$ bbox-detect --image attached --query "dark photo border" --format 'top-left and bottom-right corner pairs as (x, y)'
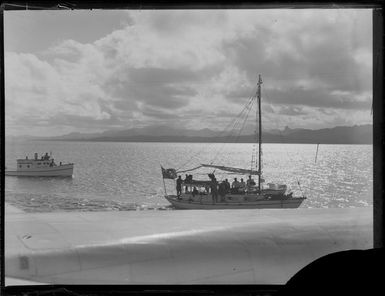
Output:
(1, 1), (384, 295)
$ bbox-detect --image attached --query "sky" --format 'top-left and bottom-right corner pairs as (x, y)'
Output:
(5, 9), (373, 137)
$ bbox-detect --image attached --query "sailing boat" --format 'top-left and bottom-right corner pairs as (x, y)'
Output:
(162, 75), (306, 209)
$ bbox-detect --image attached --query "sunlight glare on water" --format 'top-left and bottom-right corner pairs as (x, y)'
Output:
(5, 141), (372, 212)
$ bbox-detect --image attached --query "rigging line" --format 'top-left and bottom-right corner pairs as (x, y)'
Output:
(250, 144), (257, 172)
(209, 110), (251, 165)
(223, 97), (254, 139)
(211, 84), (257, 164)
(210, 97), (254, 164)
(176, 82), (258, 171)
(234, 97), (255, 143)
(218, 84), (258, 141)
(205, 95), (255, 165)
(232, 98), (257, 172)
(209, 97), (255, 166)
(176, 99), (251, 170)
(195, 96), (254, 167)
(250, 98), (259, 173)
(175, 95), (255, 171)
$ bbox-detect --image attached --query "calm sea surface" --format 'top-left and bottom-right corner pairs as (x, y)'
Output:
(5, 141), (373, 212)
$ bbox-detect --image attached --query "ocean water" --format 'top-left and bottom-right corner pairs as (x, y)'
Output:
(5, 141), (372, 212)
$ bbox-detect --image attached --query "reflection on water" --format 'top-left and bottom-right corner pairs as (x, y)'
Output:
(5, 141), (372, 212)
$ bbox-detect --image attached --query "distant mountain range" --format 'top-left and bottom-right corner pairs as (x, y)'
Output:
(34, 124), (373, 144)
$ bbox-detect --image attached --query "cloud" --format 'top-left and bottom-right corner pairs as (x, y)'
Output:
(264, 87), (371, 110)
(276, 106), (307, 116)
(5, 51), (115, 134)
(5, 9), (372, 136)
(221, 9), (372, 105)
(104, 67), (200, 110)
(139, 105), (182, 120)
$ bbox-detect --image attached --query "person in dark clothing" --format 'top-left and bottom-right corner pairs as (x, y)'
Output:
(184, 174), (193, 183)
(192, 186), (199, 197)
(176, 176), (182, 198)
(225, 179), (231, 193)
(218, 181), (227, 202)
(210, 178), (218, 203)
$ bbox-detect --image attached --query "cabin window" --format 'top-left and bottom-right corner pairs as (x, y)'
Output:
(19, 165), (22, 168)
(27, 165), (30, 168)
(38, 163), (41, 165)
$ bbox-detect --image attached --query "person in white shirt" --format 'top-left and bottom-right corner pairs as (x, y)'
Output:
(247, 175), (256, 191)
(239, 178), (246, 192)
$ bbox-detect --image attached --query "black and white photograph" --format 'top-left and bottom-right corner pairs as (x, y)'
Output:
(2, 4), (377, 291)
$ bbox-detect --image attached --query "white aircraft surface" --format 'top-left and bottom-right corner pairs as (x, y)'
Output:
(5, 203), (372, 285)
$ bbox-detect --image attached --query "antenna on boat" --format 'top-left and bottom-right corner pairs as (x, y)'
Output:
(257, 74), (263, 193)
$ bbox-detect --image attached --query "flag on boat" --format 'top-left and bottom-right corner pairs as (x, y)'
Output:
(161, 166), (177, 179)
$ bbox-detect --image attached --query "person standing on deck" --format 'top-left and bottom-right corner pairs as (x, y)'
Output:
(211, 177), (218, 203)
(232, 178), (241, 193)
(192, 186), (199, 197)
(247, 175), (256, 192)
(240, 178), (246, 192)
(218, 181), (227, 202)
(225, 179), (231, 193)
(176, 176), (182, 198)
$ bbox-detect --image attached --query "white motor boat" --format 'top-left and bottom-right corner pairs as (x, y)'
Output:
(5, 152), (74, 177)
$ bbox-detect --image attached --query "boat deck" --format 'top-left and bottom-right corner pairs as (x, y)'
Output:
(165, 194), (306, 209)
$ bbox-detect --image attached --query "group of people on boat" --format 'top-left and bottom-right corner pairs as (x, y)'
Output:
(230, 176), (257, 193)
(176, 173), (259, 202)
(23, 153), (64, 167)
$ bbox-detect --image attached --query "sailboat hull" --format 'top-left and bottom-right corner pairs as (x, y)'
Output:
(165, 195), (306, 209)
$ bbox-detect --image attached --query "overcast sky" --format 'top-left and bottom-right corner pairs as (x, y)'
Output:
(5, 9), (372, 137)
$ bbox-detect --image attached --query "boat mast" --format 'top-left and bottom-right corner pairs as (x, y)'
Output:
(257, 74), (262, 192)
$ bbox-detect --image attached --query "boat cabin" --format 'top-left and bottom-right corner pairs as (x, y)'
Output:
(16, 153), (57, 171)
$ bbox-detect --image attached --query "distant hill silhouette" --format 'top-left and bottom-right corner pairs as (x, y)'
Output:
(37, 124), (372, 144)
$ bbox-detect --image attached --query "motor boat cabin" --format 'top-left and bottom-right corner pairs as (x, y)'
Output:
(5, 152), (74, 177)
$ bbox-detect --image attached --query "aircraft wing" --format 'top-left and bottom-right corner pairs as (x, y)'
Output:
(5, 203), (372, 285)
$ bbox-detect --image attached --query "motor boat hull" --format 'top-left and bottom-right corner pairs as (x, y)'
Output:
(5, 164), (74, 177)
(165, 194), (306, 209)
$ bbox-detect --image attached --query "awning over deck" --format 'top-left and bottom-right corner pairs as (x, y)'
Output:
(200, 164), (260, 175)
(175, 164), (260, 176)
